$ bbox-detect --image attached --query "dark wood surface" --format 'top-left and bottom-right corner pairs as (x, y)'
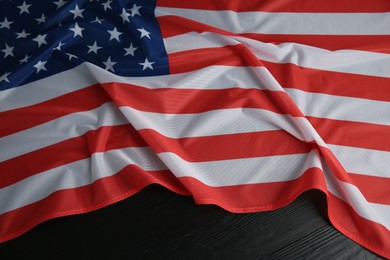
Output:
(0, 185), (383, 259)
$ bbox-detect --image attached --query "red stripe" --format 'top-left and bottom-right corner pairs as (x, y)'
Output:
(103, 82), (302, 116)
(262, 61), (390, 102)
(158, 15), (232, 38)
(308, 117), (390, 152)
(0, 165), (188, 243)
(158, 16), (390, 53)
(0, 85), (111, 138)
(157, 0), (390, 13)
(139, 129), (312, 162)
(168, 45), (260, 74)
(0, 125), (147, 188)
(328, 193), (390, 259)
(349, 173), (390, 205)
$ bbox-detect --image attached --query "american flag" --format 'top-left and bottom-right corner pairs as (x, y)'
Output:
(1, 0), (390, 257)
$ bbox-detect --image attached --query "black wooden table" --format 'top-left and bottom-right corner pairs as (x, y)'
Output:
(0, 185), (383, 259)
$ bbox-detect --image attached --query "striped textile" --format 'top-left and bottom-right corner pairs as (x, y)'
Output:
(1, 0), (390, 257)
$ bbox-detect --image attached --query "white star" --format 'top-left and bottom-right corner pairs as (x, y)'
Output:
(139, 58), (155, 71)
(36, 13), (47, 25)
(70, 4), (84, 19)
(32, 34), (47, 47)
(87, 41), (102, 54)
(33, 60), (47, 73)
(15, 29), (30, 39)
(137, 27), (151, 39)
(129, 3), (141, 17)
(1, 43), (14, 58)
(0, 72), (11, 83)
(124, 43), (137, 56)
(91, 17), (103, 24)
(53, 41), (66, 51)
(69, 22), (84, 37)
(0, 17), (13, 29)
(17, 1), (31, 14)
(19, 54), (31, 64)
(101, 0), (112, 11)
(120, 8), (130, 23)
(102, 57), (116, 72)
(54, 0), (67, 9)
(66, 53), (78, 61)
(107, 27), (122, 42)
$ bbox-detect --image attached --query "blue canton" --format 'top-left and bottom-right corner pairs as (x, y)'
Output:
(0, 0), (169, 91)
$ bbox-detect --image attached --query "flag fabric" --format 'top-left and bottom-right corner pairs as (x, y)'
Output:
(1, 0), (390, 257)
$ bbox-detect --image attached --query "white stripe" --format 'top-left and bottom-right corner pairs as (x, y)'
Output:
(0, 63), (98, 113)
(164, 32), (390, 78)
(0, 102), (127, 162)
(244, 38), (390, 78)
(159, 150), (321, 186)
(121, 106), (279, 137)
(119, 106), (326, 147)
(322, 160), (390, 230)
(285, 88), (390, 126)
(163, 32), (237, 54)
(87, 62), (279, 91)
(0, 64), (280, 112)
(0, 147), (167, 215)
(163, 31), (240, 55)
(156, 7), (390, 35)
(329, 144), (390, 178)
